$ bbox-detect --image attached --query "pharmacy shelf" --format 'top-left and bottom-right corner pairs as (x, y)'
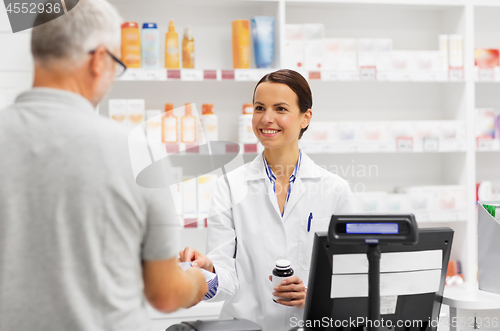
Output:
(116, 68), (464, 83)
(159, 141), (467, 156)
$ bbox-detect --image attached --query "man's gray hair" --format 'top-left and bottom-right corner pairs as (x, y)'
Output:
(31, 0), (122, 66)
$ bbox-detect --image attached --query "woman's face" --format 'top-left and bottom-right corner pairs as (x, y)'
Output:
(252, 82), (311, 150)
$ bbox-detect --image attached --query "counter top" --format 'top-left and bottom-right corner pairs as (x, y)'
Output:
(443, 284), (500, 310)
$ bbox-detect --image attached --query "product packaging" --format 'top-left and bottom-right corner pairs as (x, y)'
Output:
(145, 110), (162, 143)
(162, 103), (178, 144)
(476, 108), (495, 139)
(251, 16), (275, 69)
(386, 193), (411, 213)
(449, 35), (463, 68)
(121, 22), (141, 68)
(141, 23), (160, 69)
(414, 121), (440, 152)
(374, 39), (392, 71)
(323, 39), (341, 70)
(475, 49), (500, 68)
(169, 167), (183, 225)
(338, 121), (362, 142)
(197, 175), (218, 224)
(440, 121), (466, 151)
(391, 51), (416, 71)
(357, 39), (376, 68)
(339, 39), (358, 70)
(145, 110), (164, 158)
(108, 99), (127, 126)
(165, 20), (180, 69)
(199, 104), (218, 143)
(182, 26), (195, 69)
(303, 24), (324, 69)
(182, 176), (197, 222)
(181, 103), (197, 143)
(239, 103), (257, 144)
(439, 35), (449, 71)
(232, 20), (251, 69)
(354, 192), (388, 213)
(127, 99), (145, 129)
(283, 24), (304, 70)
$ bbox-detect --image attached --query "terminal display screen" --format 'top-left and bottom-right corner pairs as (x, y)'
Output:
(345, 223), (399, 234)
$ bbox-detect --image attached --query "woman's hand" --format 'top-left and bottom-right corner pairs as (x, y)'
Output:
(179, 247), (215, 273)
(269, 275), (307, 309)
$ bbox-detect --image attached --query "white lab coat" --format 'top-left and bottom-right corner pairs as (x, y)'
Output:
(206, 152), (355, 331)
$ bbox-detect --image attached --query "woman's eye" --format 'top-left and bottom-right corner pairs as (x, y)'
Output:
(277, 107), (287, 112)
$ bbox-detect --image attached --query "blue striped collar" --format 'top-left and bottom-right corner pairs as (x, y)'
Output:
(262, 150), (302, 184)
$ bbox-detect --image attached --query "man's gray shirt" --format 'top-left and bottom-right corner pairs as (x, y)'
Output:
(0, 88), (179, 331)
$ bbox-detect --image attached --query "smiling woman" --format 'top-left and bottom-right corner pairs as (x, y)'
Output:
(179, 69), (356, 331)
(253, 69), (312, 141)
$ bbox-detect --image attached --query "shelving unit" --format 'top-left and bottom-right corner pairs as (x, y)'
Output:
(103, 0), (477, 289)
(5, 1), (500, 322)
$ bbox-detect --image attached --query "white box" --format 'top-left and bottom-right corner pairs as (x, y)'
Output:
(440, 121), (466, 151)
(169, 167), (183, 226)
(476, 108), (495, 139)
(182, 177), (198, 220)
(308, 121), (334, 142)
(339, 39), (358, 70)
(449, 35), (463, 68)
(324, 39), (341, 70)
(198, 175), (218, 222)
(108, 99), (128, 127)
(357, 39), (376, 67)
(391, 51), (416, 71)
(338, 121), (362, 142)
(439, 35), (449, 70)
(283, 40), (304, 70)
(414, 121), (440, 152)
(145, 110), (162, 143)
(401, 186), (440, 212)
(354, 191), (388, 213)
(438, 186), (466, 211)
(415, 51), (443, 71)
(127, 99), (146, 130)
(304, 40), (324, 69)
(386, 194), (411, 213)
(303, 24), (324, 41)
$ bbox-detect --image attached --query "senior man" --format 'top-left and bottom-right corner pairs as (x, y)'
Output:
(0, 0), (207, 330)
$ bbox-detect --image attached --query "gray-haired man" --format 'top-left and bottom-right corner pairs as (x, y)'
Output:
(0, 0), (207, 330)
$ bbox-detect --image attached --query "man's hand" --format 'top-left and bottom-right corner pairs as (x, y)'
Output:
(269, 275), (307, 309)
(179, 247), (215, 273)
(184, 267), (208, 307)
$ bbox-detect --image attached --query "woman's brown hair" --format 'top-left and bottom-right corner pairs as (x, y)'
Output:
(253, 69), (312, 139)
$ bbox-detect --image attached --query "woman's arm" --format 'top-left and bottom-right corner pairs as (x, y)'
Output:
(204, 178), (239, 302)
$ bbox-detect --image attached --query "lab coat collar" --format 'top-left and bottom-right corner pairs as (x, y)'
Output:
(246, 151), (323, 182)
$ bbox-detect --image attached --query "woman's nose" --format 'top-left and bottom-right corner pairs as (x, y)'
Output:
(262, 109), (274, 123)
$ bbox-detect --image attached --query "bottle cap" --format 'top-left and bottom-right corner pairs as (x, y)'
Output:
(202, 104), (214, 115)
(121, 22), (139, 29)
(168, 20), (176, 32)
(242, 103), (254, 114)
(143, 23), (158, 29)
(165, 103), (174, 113)
(184, 26), (193, 39)
(185, 103), (192, 116)
(275, 260), (291, 269)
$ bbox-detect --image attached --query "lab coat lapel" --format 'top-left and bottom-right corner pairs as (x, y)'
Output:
(266, 181), (282, 219)
(282, 177), (306, 222)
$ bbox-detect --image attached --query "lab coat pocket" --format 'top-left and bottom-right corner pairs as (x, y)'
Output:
(298, 217), (331, 270)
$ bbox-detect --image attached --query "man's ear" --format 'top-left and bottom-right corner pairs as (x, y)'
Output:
(301, 109), (312, 129)
(89, 46), (108, 77)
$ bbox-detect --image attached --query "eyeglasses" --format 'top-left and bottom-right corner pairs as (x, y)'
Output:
(89, 48), (127, 77)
